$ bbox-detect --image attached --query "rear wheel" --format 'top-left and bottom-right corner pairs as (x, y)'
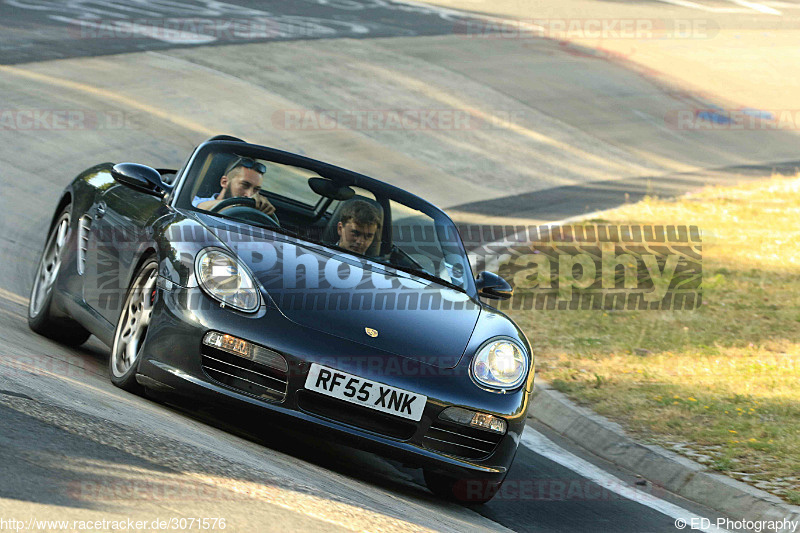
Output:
(109, 259), (158, 392)
(423, 469), (505, 505)
(28, 206), (91, 346)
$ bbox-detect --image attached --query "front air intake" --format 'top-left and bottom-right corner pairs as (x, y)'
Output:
(200, 344), (288, 402)
(77, 216), (92, 275)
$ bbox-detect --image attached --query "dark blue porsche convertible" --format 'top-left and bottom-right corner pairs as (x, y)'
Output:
(28, 135), (533, 503)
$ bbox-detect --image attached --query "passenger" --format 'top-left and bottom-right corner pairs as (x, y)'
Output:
(193, 156), (275, 215)
(336, 200), (381, 255)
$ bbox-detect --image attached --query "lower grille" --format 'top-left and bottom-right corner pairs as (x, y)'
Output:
(297, 390), (417, 440)
(200, 345), (287, 402)
(423, 420), (503, 460)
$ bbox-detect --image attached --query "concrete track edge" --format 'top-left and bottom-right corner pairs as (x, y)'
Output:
(526, 380), (800, 529)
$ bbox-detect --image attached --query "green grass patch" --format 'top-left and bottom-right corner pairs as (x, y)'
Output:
(508, 176), (800, 501)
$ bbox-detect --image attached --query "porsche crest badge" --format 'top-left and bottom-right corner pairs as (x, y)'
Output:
(365, 327), (378, 338)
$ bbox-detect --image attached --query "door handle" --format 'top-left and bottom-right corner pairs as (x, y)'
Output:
(96, 201), (106, 219)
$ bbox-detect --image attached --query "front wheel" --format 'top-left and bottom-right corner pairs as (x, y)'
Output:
(423, 469), (505, 505)
(28, 205), (91, 346)
(109, 259), (158, 392)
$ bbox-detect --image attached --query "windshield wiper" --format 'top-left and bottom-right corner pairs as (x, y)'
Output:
(257, 223), (302, 240)
(379, 261), (468, 294)
(303, 240), (469, 294)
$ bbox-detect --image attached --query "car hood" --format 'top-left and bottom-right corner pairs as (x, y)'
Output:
(193, 213), (481, 369)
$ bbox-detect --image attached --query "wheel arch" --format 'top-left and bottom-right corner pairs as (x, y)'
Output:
(109, 249), (159, 393)
(128, 248), (159, 288)
(109, 248), (159, 331)
(49, 192), (73, 230)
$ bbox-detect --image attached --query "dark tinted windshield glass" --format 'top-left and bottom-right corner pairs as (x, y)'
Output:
(175, 143), (473, 291)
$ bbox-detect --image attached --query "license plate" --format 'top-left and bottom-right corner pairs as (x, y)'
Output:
(304, 364), (427, 422)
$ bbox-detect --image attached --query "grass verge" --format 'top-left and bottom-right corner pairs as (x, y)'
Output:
(506, 176), (800, 503)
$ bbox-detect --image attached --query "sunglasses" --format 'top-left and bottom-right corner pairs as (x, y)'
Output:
(226, 156), (266, 175)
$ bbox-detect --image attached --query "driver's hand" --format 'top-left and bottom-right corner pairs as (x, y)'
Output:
(251, 193), (276, 215)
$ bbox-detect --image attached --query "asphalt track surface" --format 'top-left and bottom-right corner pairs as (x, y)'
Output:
(0, 0), (476, 64)
(1, 0), (797, 531)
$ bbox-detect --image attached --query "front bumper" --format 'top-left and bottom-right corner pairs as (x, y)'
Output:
(137, 283), (530, 482)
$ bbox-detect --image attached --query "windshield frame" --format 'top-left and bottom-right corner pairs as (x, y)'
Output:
(171, 139), (478, 296)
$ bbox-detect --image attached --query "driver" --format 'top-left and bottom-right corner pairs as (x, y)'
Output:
(193, 156), (275, 215)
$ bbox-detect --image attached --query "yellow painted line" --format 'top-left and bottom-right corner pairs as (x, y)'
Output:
(361, 63), (650, 174)
(0, 287), (28, 306)
(0, 65), (215, 136)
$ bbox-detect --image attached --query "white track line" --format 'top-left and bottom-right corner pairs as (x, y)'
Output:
(763, 1), (800, 8)
(654, 0), (751, 12)
(521, 429), (732, 533)
(727, 0), (783, 13)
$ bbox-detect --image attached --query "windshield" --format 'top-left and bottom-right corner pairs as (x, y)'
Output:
(174, 143), (474, 293)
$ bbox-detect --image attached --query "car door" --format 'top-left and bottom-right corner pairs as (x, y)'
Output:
(84, 182), (164, 326)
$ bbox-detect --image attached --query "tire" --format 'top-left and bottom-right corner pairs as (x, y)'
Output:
(423, 469), (505, 505)
(109, 259), (158, 392)
(28, 206), (91, 346)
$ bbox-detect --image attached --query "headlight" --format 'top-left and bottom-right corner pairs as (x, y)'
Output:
(471, 338), (528, 391)
(196, 248), (260, 312)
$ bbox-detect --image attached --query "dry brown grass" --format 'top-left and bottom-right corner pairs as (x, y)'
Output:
(507, 176), (800, 502)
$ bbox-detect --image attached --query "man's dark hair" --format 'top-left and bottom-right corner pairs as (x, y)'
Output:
(224, 156), (266, 177)
(339, 200), (381, 228)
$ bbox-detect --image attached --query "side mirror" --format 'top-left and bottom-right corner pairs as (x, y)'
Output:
(475, 271), (513, 300)
(111, 163), (169, 196)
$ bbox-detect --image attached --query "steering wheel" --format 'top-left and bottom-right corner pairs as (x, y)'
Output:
(210, 196), (280, 228)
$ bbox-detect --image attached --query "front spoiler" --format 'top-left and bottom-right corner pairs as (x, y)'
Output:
(138, 359), (508, 481)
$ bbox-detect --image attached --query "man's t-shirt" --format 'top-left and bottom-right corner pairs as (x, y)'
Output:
(192, 194), (218, 208)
